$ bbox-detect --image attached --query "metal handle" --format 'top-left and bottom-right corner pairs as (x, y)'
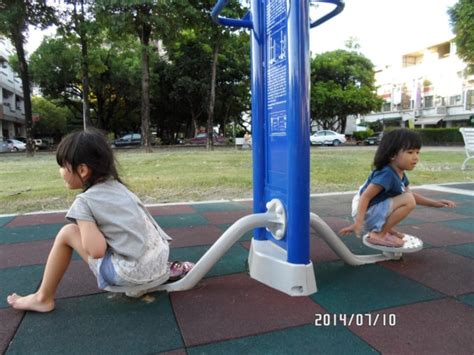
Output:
(211, 0), (252, 29)
(310, 0), (345, 28)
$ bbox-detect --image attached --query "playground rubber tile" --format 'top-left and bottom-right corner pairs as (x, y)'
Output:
(164, 225), (223, 248)
(442, 219), (474, 234)
(187, 324), (377, 355)
(408, 207), (469, 222)
(6, 212), (67, 227)
(169, 244), (249, 278)
(381, 249), (474, 296)
(458, 293), (474, 307)
(349, 298), (474, 355)
(171, 273), (325, 347)
(451, 204), (474, 217)
(147, 204), (196, 216)
(441, 182), (474, 191)
(309, 236), (340, 263)
(397, 222), (474, 246)
(310, 261), (442, 314)
(202, 209), (251, 225)
(0, 265), (43, 309)
(0, 307), (24, 354)
(0, 239), (53, 269)
(55, 260), (102, 299)
(7, 292), (183, 354)
(0, 216), (14, 227)
(191, 201), (249, 213)
(153, 214), (209, 229)
(0, 223), (64, 245)
(159, 349), (187, 355)
(318, 216), (351, 233)
(447, 243), (474, 259)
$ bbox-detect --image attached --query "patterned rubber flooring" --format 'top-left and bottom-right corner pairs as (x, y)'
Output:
(1, 186), (473, 354)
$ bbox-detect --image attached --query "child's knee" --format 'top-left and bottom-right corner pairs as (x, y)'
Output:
(404, 192), (416, 210)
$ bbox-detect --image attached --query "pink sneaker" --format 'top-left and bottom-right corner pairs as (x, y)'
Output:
(168, 261), (195, 281)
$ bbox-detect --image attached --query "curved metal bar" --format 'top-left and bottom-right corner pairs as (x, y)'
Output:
(310, 0), (345, 28)
(211, 0), (253, 29)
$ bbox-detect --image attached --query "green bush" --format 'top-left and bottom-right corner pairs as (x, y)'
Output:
(413, 128), (464, 145)
(353, 128), (374, 141)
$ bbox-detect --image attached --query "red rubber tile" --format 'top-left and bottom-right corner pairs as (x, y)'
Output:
(147, 205), (196, 216)
(0, 307), (24, 354)
(6, 213), (67, 227)
(0, 239), (53, 269)
(382, 249), (474, 296)
(349, 299), (474, 355)
(55, 260), (103, 299)
(397, 223), (474, 246)
(202, 210), (251, 225)
(171, 273), (325, 347)
(164, 225), (224, 248)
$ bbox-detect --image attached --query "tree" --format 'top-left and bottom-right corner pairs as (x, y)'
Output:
(310, 50), (383, 133)
(31, 96), (69, 141)
(0, 0), (56, 155)
(449, 0), (474, 71)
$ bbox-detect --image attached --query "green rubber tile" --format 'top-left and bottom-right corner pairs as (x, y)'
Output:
(7, 293), (183, 354)
(441, 183), (474, 191)
(169, 244), (249, 278)
(442, 219), (474, 234)
(398, 217), (425, 225)
(203, 210), (250, 225)
(0, 265), (43, 308)
(450, 205), (474, 217)
(0, 224), (63, 244)
(458, 293), (474, 307)
(187, 324), (377, 355)
(154, 214), (209, 229)
(0, 216), (14, 227)
(191, 202), (249, 213)
(310, 261), (442, 314)
(442, 194), (474, 202)
(447, 243), (474, 259)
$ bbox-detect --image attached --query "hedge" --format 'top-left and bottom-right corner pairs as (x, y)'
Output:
(383, 128), (464, 145)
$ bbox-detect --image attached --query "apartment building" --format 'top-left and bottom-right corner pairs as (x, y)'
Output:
(363, 38), (474, 128)
(0, 37), (25, 138)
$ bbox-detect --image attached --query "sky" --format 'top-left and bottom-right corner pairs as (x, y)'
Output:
(309, 0), (458, 67)
(25, 0), (458, 68)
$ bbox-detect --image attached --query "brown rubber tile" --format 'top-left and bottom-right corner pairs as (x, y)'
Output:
(6, 213), (67, 227)
(0, 307), (24, 354)
(55, 260), (103, 299)
(397, 223), (474, 246)
(171, 273), (325, 347)
(0, 239), (53, 269)
(408, 208), (469, 223)
(147, 205), (196, 216)
(202, 210), (251, 225)
(382, 249), (474, 296)
(349, 298), (474, 355)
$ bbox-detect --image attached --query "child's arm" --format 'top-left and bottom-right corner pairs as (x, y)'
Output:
(339, 183), (383, 236)
(76, 220), (107, 259)
(408, 188), (457, 208)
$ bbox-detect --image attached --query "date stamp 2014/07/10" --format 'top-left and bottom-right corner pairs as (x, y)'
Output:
(315, 313), (397, 327)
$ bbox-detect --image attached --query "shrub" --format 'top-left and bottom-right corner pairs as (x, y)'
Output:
(413, 128), (464, 145)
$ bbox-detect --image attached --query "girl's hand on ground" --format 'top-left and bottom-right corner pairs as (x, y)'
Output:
(339, 223), (361, 237)
(436, 199), (456, 208)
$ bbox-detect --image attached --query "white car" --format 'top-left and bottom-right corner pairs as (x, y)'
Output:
(310, 130), (346, 146)
(7, 139), (27, 152)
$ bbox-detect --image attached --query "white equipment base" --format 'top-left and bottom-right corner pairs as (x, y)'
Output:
(248, 239), (317, 296)
(362, 234), (423, 253)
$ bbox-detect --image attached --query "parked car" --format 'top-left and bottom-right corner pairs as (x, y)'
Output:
(363, 132), (383, 145)
(188, 132), (227, 145)
(34, 138), (50, 150)
(6, 139), (26, 152)
(113, 133), (142, 147)
(0, 138), (10, 153)
(310, 130), (346, 146)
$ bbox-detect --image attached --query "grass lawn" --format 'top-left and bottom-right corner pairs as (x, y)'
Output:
(0, 146), (471, 215)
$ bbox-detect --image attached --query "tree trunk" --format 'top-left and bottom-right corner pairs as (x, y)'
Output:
(207, 42), (219, 151)
(139, 18), (152, 153)
(11, 28), (34, 156)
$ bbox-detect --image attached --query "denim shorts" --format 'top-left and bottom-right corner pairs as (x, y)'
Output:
(88, 250), (121, 289)
(362, 198), (393, 234)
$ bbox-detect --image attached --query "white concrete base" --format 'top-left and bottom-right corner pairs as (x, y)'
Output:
(248, 239), (317, 296)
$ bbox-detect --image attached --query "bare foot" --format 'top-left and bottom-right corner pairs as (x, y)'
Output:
(367, 231), (404, 248)
(7, 293), (55, 313)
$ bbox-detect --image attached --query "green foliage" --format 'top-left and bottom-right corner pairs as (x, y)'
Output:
(310, 50), (383, 133)
(31, 96), (70, 140)
(449, 0), (474, 67)
(353, 129), (374, 141)
(413, 128), (464, 145)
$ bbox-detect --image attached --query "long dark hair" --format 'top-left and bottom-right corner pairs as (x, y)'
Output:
(373, 129), (422, 170)
(56, 128), (122, 189)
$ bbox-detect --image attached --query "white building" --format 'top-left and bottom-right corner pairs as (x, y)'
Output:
(0, 37), (25, 138)
(363, 38), (474, 128)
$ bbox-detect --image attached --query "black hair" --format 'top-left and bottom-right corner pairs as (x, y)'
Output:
(373, 128), (422, 170)
(56, 128), (122, 190)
